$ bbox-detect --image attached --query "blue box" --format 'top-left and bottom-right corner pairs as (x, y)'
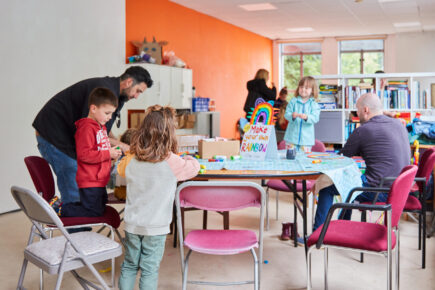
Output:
(192, 97), (210, 112)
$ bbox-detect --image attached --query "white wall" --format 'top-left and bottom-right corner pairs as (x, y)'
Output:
(393, 31), (435, 73)
(0, 0), (125, 213)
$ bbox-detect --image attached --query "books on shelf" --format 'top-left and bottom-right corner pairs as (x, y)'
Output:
(319, 84), (340, 109)
(344, 84), (374, 109)
(344, 116), (360, 140)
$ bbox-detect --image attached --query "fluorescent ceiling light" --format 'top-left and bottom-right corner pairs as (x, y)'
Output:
(393, 21), (421, 28)
(239, 3), (277, 11)
(287, 27), (314, 32)
(423, 25), (435, 31)
(378, 0), (407, 3)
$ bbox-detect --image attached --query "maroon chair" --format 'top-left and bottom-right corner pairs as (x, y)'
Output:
(24, 156), (122, 240)
(360, 147), (435, 268)
(264, 139), (325, 231)
(306, 165), (417, 290)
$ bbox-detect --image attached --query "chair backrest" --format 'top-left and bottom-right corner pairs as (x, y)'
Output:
(11, 186), (62, 229)
(386, 165), (418, 227)
(416, 148), (435, 192)
(312, 139), (326, 152)
(277, 140), (286, 150)
(177, 181), (264, 212)
(24, 156), (55, 201)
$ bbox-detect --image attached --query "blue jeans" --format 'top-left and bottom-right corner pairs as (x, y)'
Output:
(313, 175), (388, 231)
(36, 135), (79, 204)
(119, 232), (166, 290)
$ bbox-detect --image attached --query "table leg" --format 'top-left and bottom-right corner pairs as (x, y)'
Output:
(302, 180), (308, 255)
(293, 180), (298, 247)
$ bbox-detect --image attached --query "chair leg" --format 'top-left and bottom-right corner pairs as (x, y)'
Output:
(266, 189), (270, 231)
(324, 247), (329, 290)
(306, 247), (313, 290)
(396, 228), (400, 290)
(418, 212), (422, 250)
(422, 209), (426, 269)
(276, 190), (279, 220)
(250, 248), (259, 290)
(39, 268), (43, 290)
(54, 271), (64, 290)
(223, 211), (229, 230)
(182, 250), (192, 290)
(17, 258), (28, 289)
(203, 210), (208, 229)
(360, 211), (367, 263)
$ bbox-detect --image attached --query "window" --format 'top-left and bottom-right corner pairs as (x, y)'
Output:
(339, 39), (384, 85)
(281, 42), (322, 91)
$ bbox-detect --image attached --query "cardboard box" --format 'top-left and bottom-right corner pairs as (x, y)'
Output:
(177, 134), (207, 153)
(199, 139), (240, 159)
(132, 37), (168, 65)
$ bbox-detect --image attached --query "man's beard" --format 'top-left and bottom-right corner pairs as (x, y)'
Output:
(120, 89), (129, 103)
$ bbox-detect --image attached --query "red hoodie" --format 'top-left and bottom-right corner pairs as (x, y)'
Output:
(75, 118), (111, 188)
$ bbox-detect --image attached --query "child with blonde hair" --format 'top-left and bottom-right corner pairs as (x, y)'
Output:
(283, 76), (320, 152)
(118, 105), (200, 290)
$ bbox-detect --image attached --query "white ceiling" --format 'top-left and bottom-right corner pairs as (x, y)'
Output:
(170, 0), (435, 39)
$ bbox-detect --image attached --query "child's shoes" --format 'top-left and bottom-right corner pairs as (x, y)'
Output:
(48, 196), (62, 216)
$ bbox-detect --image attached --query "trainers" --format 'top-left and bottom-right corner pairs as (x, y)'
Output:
(280, 222), (292, 240)
(297, 236), (305, 245)
(48, 196), (62, 216)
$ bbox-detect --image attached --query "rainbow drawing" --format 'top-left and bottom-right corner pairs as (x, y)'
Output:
(248, 101), (278, 125)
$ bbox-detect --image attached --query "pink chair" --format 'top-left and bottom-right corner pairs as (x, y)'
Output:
(24, 156), (122, 239)
(264, 139), (325, 230)
(175, 181), (265, 290)
(361, 147), (435, 268)
(306, 165), (418, 290)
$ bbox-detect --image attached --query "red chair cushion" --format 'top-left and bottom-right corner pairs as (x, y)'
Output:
(60, 205), (121, 228)
(404, 195), (422, 211)
(267, 179), (315, 192)
(184, 230), (258, 255)
(410, 183), (419, 193)
(307, 220), (396, 252)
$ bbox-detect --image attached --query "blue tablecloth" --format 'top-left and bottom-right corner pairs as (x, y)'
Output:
(199, 151), (362, 202)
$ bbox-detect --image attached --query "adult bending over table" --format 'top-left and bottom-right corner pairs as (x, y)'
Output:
(313, 93), (410, 231)
(33, 66), (153, 205)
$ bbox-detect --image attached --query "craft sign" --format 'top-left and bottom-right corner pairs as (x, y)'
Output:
(240, 124), (278, 160)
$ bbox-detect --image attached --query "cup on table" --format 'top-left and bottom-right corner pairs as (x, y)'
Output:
(286, 148), (296, 160)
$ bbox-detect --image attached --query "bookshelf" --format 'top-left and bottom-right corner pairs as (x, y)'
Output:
(313, 72), (435, 145)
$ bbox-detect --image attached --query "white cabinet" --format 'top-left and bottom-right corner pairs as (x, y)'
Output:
(313, 72), (435, 144)
(111, 63), (192, 136)
(171, 67), (192, 108)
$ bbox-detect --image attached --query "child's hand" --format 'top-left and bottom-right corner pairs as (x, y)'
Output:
(109, 146), (122, 160)
(292, 112), (299, 119)
(300, 114), (308, 120)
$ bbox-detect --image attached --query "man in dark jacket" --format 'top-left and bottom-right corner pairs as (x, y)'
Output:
(33, 66), (153, 205)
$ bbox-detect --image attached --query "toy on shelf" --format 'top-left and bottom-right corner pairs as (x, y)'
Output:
(129, 37), (168, 65)
(413, 139), (420, 165)
(163, 51), (186, 68)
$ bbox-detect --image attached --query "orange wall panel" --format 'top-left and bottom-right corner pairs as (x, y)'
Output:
(126, 0), (273, 138)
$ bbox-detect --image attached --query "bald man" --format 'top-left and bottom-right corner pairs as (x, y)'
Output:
(312, 93), (410, 230)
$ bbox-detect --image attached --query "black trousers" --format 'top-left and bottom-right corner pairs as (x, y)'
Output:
(61, 187), (107, 217)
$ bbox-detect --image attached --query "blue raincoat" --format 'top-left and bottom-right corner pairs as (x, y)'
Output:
(283, 96), (320, 146)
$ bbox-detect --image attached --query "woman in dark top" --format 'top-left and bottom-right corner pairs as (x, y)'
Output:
(243, 69), (276, 119)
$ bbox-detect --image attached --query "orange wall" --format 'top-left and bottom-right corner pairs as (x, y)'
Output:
(126, 0), (273, 138)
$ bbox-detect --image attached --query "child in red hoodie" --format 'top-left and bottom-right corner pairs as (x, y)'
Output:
(57, 87), (122, 217)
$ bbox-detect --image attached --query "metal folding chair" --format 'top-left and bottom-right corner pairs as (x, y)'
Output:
(11, 186), (123, 290)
